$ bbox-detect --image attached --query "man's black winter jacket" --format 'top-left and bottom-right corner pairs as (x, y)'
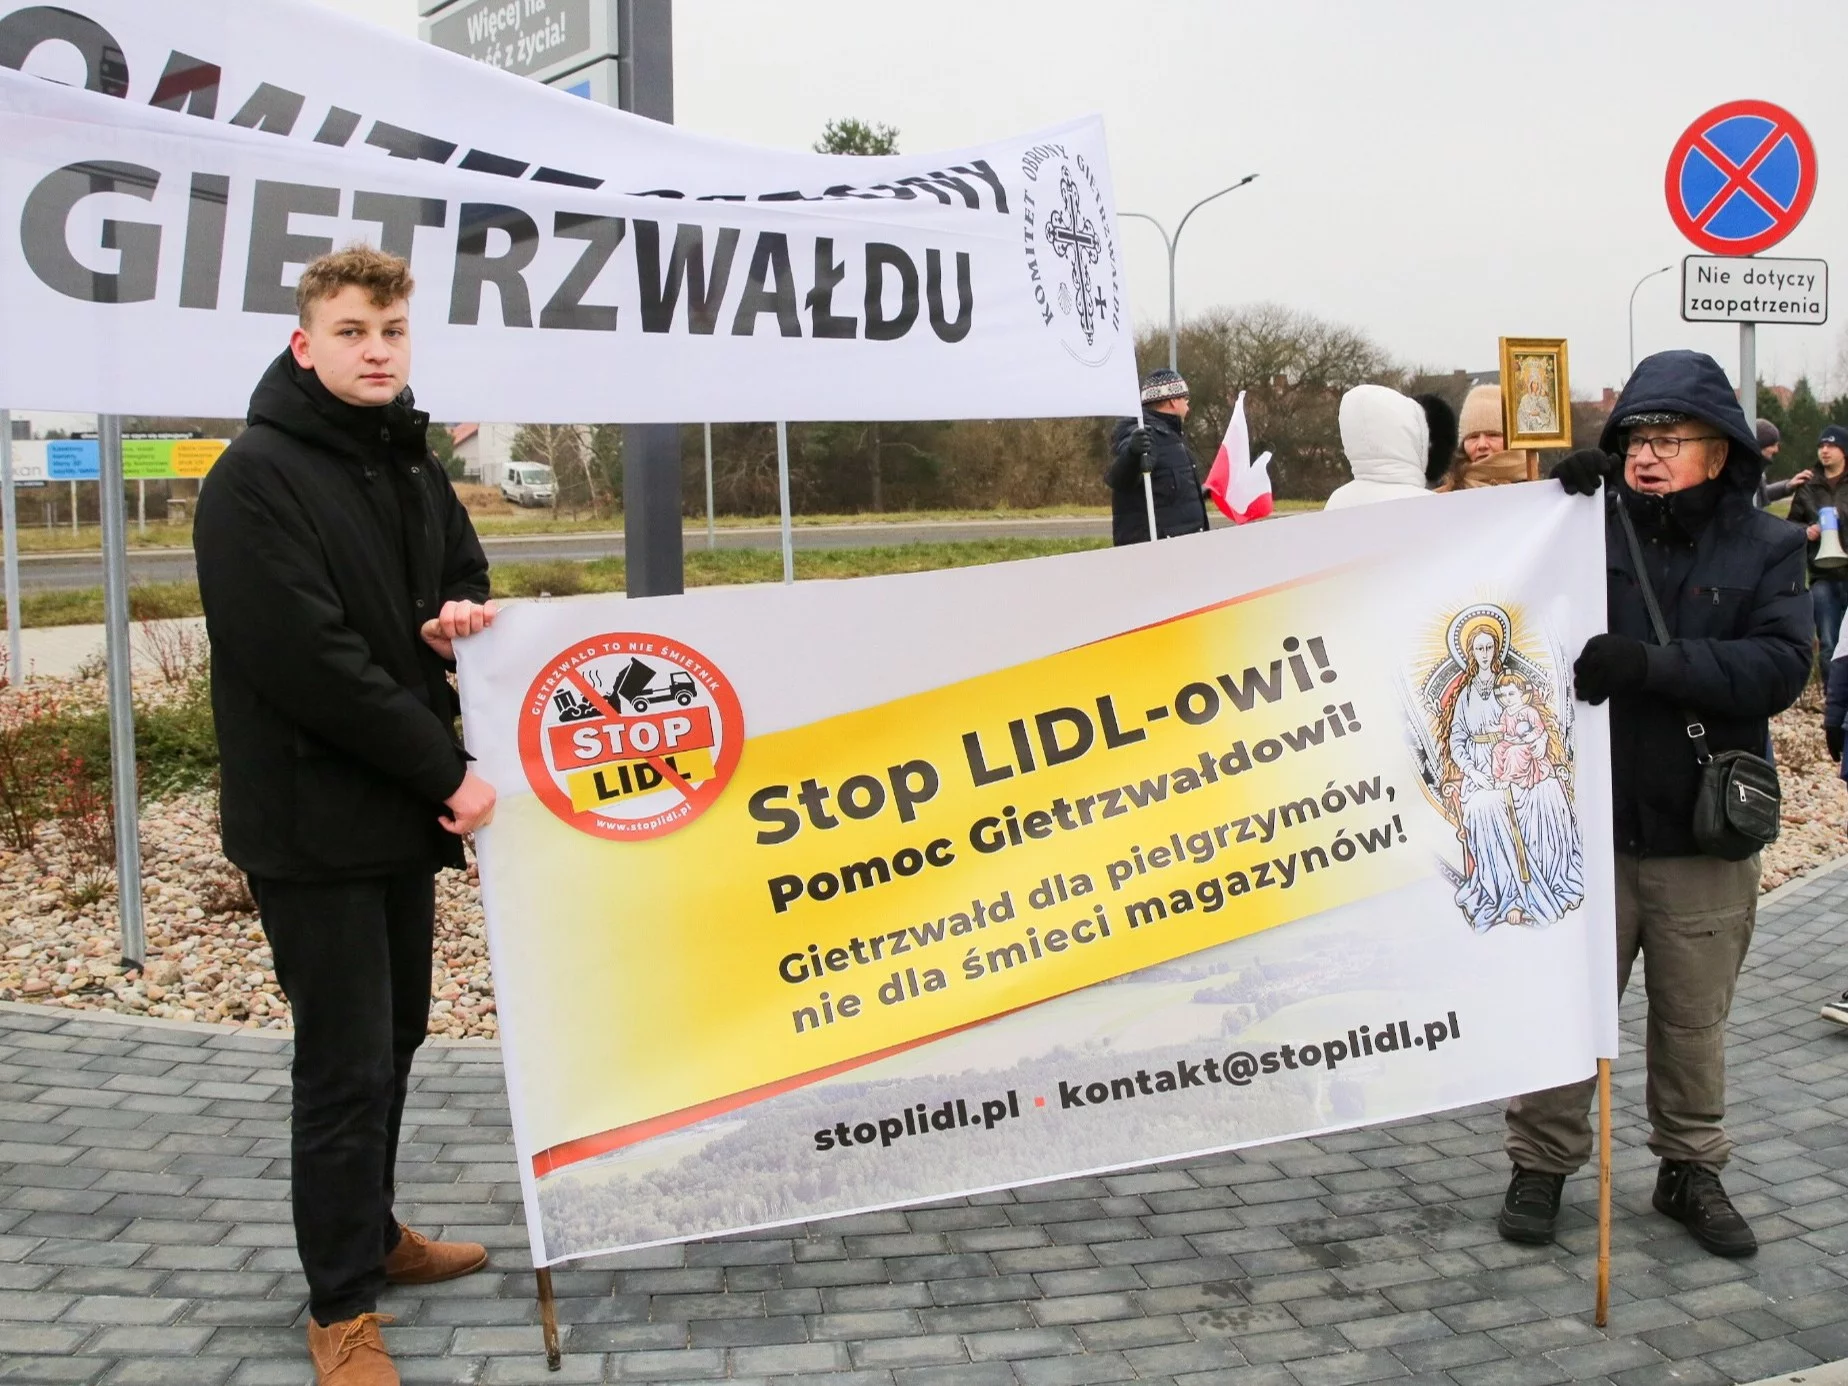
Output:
(1107, 409), (1208, 545)
(194, 352), (490, 881)
(1595, 350), (1811, 858)
(1782, 469), (1848, 578)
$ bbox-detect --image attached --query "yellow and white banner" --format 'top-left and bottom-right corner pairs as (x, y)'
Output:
(458, 485), (1618, 1265)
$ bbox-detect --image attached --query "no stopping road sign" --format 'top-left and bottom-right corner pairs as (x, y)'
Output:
(1666, 100), (1816, 256)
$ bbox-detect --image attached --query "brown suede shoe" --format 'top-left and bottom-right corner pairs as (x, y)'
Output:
(306, 1312), (397, 1385)
(383, 1223), (489, 1285)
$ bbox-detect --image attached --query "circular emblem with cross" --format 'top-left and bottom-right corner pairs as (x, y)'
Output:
(518, 633), (744, 840)
(1019, 144), (1122, 367)
(1665, 99), (1817, 256)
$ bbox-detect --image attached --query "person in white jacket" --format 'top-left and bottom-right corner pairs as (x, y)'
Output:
(1324, 384), (1457, 510)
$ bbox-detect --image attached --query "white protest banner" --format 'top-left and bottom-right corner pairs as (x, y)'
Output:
(0, 71), (1136, 422)
(0, 0), (1091, 210)
(455, 485), (1619, 1264)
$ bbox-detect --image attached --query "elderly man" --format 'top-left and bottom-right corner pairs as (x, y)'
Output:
(1496, 350), (1809, 1258)
(1106, 368), (1209, 544)
(1786, 424), (1848, 655)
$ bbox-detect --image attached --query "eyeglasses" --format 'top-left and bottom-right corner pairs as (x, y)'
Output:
(1624, 434), (1724, 460)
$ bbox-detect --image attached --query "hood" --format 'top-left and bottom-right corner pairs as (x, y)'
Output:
(246, 350), (428, 463)
(1598, 349), (1763, 493)
(1338, 384), (1429, 491)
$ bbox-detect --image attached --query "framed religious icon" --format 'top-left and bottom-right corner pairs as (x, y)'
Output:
(1499, 338), (1572, 450)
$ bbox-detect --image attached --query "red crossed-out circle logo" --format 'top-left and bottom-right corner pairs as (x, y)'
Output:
(1665, 100), (1816, 256)
(518, 633), (744, 841)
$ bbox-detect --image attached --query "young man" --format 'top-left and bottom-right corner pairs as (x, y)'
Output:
(1106, 368), (1210, 544)
(195, 245), (498, 1385)
(1785, 424), (1848, 655)
(1501, 351), (1810, 1258)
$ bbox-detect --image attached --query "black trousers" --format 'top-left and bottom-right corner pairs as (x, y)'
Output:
(252, 870), (434, 1326)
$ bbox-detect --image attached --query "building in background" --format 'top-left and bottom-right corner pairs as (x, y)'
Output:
(449, 422), (521, 486)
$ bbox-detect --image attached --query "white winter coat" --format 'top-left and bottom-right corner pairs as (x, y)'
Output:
(1323, 384), (1435, 510)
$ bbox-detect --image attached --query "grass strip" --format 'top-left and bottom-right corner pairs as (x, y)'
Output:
(21, 540), (1113, 626)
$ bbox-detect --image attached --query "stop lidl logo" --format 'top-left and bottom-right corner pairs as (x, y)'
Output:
(518, 633), (744, 840)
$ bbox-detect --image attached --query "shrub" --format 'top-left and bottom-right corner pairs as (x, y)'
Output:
(138, 618), (208, 685)
(0, 683), (68, 850)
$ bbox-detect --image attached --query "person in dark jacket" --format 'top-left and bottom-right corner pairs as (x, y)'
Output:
(1495, 350), (1809, 1259)
(1785, 424), (1848, 656)
(1752, 418), (1811, 508)
(1815, 609), (1848, 1030)
(1106, 368), (1209, 544)
(194, 245), (498, 1385)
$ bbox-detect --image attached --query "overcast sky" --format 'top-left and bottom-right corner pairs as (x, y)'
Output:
(321, 0), (1847, 397)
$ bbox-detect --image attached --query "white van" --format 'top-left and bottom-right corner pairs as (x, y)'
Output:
(500, 462), (556, 508)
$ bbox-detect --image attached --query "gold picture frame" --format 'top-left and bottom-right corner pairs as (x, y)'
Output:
(1499, 337), (1572, 451)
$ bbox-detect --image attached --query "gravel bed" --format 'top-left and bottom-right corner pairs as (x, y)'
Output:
(1, 687), (1843, 1038)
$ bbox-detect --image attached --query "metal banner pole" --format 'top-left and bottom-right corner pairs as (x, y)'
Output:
(703, 422), (715, 551)
(1595, 1058), (1612, 1326)
(136, 478), (145, 534)
(96, 415), (145, 967)
(776, 421), (794, 585)
(1739, 322), (1757, 430)
(69, 480), (77, 534)
(0, 410), (21, 680)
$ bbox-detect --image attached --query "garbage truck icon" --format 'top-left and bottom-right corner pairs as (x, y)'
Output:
(550, 658), (697, 721)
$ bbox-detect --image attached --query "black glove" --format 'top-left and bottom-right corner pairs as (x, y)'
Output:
(1573, 634), (1648, 705)
(1553, 448), (1618, 496)
(1828, 725), (1844, 762)
(1125, 429), (1153, 472)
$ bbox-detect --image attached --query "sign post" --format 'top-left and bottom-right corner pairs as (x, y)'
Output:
(96, 415), (145, 968)
(421, 0), (683, 601)
(0, 410), (18, 681)
(1666, 100), (1821, 427)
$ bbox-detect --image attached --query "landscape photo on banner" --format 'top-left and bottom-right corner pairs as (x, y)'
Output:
(455, 484), (1620, 1265)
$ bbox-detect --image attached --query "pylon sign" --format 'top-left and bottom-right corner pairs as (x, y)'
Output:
(1666, 100), (1817, 257)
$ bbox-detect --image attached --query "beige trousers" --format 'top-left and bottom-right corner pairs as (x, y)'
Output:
(1505, 852), (1759, 1174)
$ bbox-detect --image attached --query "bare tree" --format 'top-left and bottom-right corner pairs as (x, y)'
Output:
(511, 424), (604, 517)
(1154, 304), (1397, 500)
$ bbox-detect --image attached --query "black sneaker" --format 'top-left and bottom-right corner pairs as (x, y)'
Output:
(1653, 1159), (1757, 1257)
(1497, 1165), (1566, 1244)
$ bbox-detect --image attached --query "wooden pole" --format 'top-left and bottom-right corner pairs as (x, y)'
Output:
(1526, 449), (1541, 483)
(537, 1267), (562, 1370)
(1595, 1057), (1612, 1327)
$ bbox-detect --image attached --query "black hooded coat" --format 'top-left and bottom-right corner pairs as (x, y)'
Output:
(1592, 350), (1810, 858)
(193, 351), (490, 881)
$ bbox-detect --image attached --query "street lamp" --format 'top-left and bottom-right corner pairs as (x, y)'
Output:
(1121, 174), (1260, 373)
(1628, 264), (1673, 374)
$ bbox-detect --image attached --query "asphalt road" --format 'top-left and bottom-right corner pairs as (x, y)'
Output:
(16, 515), (1116, 591)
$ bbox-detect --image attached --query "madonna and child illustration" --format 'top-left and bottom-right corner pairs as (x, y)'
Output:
(1405, 604), (1585, 931)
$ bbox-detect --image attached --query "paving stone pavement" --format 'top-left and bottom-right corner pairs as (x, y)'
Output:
(4, 863), (1848, 1386)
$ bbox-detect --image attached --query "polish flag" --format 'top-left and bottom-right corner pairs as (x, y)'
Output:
(1205, 391), (1273, 524)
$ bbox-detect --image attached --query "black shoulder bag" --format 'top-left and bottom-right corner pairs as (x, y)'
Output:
(1614, 500), (1780, 861)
